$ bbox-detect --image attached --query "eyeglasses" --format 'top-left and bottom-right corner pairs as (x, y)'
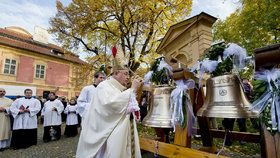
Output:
(0, 91), (5, 92)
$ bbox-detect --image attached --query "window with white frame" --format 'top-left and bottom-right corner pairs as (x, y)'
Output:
(35, 64), (45, 79)
(4, 58), (17, 75)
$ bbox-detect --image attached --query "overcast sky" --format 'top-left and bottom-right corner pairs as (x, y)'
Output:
(0, 0), (240, 45)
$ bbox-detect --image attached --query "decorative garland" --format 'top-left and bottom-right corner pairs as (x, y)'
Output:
(202, 42), (233, 77)
(144, 57), (173, 85)
(190, 42), (249, 88)
(251, 69), (280, 134)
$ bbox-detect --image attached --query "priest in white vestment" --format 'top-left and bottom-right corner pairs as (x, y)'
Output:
(77, 71), (106, 118)
(0, 88), (13, 150)
(10, 89), (41, 149)
(41, 92), (64, 142)
(76, 63), (142, 158)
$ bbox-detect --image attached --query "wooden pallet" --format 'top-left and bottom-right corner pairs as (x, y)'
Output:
(140, 137), (227, 158)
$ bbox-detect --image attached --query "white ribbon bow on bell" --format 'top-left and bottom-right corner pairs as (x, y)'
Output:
(250, 68), (280, 132)
(170, 79), (195, 132)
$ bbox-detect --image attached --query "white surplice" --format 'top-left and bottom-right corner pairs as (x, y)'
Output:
(77, 85), (96, 118)
(0, 96), (13, 149)
(64, 104), (78, 125)
(76, 77), (141, 158)
(10, 97), (41, 130)
(41, 99), (64, 127)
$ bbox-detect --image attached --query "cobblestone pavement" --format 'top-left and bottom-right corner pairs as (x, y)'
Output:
(0, 124), (156, 158)
(0, 124), (78, 158)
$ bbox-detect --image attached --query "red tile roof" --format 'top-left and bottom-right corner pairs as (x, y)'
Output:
(0, 28), (85, 64)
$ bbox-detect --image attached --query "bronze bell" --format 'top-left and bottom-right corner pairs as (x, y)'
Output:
(142, 85), (174, 128)
(197, 74), (259, 118)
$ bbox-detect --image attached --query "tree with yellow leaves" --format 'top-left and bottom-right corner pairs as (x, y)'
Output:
(49, 0), (192, 71)
(213, 0), (280, 54)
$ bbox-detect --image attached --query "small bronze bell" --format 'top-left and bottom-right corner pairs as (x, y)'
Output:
(197, 74), (259, 118)
(142, 85), (174, 128)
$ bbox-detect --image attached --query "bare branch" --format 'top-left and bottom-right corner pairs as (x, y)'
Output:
(59, 28), (97, 54)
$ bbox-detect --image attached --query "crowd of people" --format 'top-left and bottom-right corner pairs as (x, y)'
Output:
(1, 66), (259, 158)
(0, 71), (106, 151)
(1, 58), (144, 157)
(0, 88), (79, 151)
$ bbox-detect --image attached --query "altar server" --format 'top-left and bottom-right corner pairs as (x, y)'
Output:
(77, 71), (105, 118)
(10, 89), (41, 149)
(41, 92), (64, 142)
(64, 98), (78, 137)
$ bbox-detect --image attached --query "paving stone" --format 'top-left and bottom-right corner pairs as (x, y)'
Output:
(0, 124), (79, 158)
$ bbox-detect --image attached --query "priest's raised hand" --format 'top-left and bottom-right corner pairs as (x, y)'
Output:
(131, 75), (143, 92)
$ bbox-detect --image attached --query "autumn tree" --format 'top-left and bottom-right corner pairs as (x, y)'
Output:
(49, 0), (192, 71)
(71, 63), (93, 89)
(213, 0), (280, 54)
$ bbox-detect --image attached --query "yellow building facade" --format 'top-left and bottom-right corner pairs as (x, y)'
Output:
(157, 12), (217, 68)
(0, 26), (89, 99)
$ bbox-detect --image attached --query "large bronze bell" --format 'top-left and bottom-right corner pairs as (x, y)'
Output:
(142, 85), (174, 128)
(197, 74), (259, 118)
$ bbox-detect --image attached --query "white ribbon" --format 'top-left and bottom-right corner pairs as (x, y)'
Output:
(144, 71), (153, 85)
(275, 96), (280, 132)
(250, 68), (280, 132)
(250, 90), (272, 113)
(157, 60), (173, 72)
(223, 43), (247, 70)
(190, 59), (219, 88)
(170, 79), (195, 132)
(126, 92), (140, 114)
